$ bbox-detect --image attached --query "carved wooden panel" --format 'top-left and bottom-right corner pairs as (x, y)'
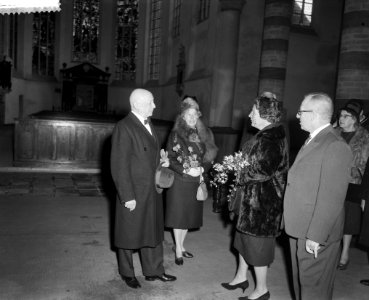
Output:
(14, 113), (241, 169)
(36, 124), (54, 160)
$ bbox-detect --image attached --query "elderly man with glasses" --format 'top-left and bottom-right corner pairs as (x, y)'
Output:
(283, 93), (353, 300)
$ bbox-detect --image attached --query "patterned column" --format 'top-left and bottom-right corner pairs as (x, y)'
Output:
(258, 0), (293, 100)
(210, 0), (245, 127)
(335, 0), (369, 108)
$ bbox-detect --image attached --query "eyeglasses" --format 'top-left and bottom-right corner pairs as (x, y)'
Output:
(297, 110), (313, 116)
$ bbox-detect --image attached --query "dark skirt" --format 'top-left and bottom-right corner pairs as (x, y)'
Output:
(165, 176), (203, 229)
(344, 201), (362, 234)
(234, 230), (276, 266)
(344, 184), (362, 235)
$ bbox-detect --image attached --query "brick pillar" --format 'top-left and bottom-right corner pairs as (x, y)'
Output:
(210, 0), (245, 127)
(335, 0), (369, 108)
(258, 0), (292, 100)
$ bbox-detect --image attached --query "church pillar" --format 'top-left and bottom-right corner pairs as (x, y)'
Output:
(335, 0), (369, 108)
(210, 0), (245, 127)
(258, 0), (292, 101)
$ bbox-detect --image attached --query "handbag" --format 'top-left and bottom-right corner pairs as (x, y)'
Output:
(196, 175), (208, 201)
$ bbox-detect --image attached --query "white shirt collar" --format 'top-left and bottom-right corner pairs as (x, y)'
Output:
(131, 111), (152, 135)
(309, 123), (330, 140)
(132, 111), (146, 125)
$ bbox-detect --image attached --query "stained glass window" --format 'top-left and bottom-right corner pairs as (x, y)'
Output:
(198, 0), (210, 23)
(9, 14), (18, 69)
(0, 16), (5, 57)
(172, 0), (181, 38)
(292, 0), (313, 26)
(114, 0), (138, 81)
(148, 0), (161, 80)
(72, 0), (100, 63)
(32, 12), (55, 76)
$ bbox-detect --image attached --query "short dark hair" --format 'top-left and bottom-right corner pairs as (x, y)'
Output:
(182, 95), (198, 102)
(255, 95), (283, 123)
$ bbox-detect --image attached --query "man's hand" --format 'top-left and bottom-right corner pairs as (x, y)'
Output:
(124, 200), (136, 211)
(361, 199), (366, 212)
(306, 239), (320, 258)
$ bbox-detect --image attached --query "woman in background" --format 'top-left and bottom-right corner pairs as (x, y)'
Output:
(335, 100), (369, 270)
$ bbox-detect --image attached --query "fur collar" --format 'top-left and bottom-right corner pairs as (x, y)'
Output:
(173, 116), (200, 142)
(172, 115), (218, 163)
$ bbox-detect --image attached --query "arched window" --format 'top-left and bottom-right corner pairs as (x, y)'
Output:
(32, 12), (56, 76)
(114, 0), (138, 81)
(292, 0), (313, 27)
(148, 0), (162, 81)
(72, 0), (100, 63)
(172, 0), (181, 38)
(198, 0), (210, 23)
(8, 14), (18, 70)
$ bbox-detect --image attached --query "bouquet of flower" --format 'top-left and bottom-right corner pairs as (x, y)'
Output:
(210, 151), (249, 188)
(172, 144), (200, 173)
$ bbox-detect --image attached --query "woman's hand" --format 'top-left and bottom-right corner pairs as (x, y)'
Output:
(185, 167), (203, 177)
(160, 149), (170, 167)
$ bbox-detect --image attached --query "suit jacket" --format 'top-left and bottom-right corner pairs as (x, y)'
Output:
(284, 125), (352, 245)
(110, 112), (163, 249)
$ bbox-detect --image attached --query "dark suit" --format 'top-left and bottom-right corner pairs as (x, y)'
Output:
(284, 125), (352, 300)
(110, 112), (164, 277)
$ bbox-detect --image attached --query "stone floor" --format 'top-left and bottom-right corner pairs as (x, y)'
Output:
(1, 125), (369, 300)
(0, 172), (104, 197)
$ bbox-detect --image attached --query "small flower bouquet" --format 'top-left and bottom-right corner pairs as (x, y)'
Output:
(210, 151), (249, 213)
(210, 151), (249, 188)
(173, 144), (200, 173)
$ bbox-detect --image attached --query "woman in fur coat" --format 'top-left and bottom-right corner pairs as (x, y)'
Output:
(222, 93), (289, 300)
(165, 98), (217, 265)
(335, 100), (369, 270)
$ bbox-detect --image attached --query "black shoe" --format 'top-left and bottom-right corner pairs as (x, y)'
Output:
(182, 251), (194, 258)
(221, 280), (249, 292)
(239, 291), (270, 300)
(145, 273), (177, 282)
(172, 246), (184, 265)
(337, 260), (349, 270)
(360, 279), (369, 286)
(121, 276), (141, 289)
(175, 257), (184, 265)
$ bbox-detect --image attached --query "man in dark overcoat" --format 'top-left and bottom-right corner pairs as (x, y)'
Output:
(284, 93), (353, 300)
(110, 88), (176, 288)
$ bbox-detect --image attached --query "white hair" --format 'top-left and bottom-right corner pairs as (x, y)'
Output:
(304, 93), (333, 122)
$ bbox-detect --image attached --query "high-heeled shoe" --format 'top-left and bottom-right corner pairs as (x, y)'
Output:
(175, 257), (183, 265)
(172, 246), (184, 265)
(221, 280), (249, 292)
(239, 291), (270, 300)
(182, 251), (193, 258)
(337, 260), (349, 270)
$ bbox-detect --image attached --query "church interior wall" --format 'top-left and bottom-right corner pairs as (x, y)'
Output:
(0, 0), (348, 153)
(284, 0), (345, 148)
(233, 0), (265, 130)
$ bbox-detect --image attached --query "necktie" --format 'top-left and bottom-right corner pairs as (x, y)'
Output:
(144, 119), (149, 125)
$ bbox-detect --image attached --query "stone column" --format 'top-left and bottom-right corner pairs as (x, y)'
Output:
(210, 0), (245, 127)
(258, 0), (292, 100)
(335, 0), (369, 109)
